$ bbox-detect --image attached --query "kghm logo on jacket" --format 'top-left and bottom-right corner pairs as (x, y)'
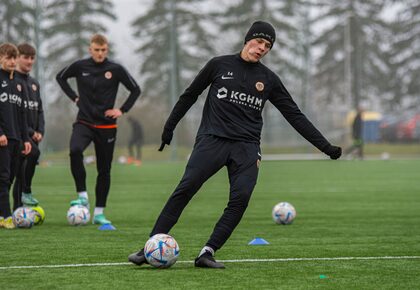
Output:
(27, 100), (39, 111)
(216, 87), (262, 111)
(0, 92), (23, 106)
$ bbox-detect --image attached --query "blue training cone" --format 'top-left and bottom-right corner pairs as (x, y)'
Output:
(98, 224), (116, 231)
(248, 237), (269, 245)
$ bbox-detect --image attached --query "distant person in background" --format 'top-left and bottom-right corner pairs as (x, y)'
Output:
(128, 21), (342, 269)
(0, 43), (32, 229)
(127, 116), (144, 164)
(345, 107), (364, 160)
(56, 34), (141, 225)
(12, 43), (45, 210)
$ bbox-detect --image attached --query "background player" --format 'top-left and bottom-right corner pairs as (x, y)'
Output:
(12, 43), (45, 209)
(56, 34), (141, 225)
(127, 116), (144, 165)
(0, 43), (31, 229)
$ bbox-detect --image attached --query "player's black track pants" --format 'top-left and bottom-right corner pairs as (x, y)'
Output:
(151, 135), (261, 250)
(0, 140), (19, 217)
(69, 122), (116, 207)
(12, 140), (40, 210)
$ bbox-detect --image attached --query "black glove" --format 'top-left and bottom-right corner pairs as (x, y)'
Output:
(323, 145), (342, 160)
(158, 128), (174, 151)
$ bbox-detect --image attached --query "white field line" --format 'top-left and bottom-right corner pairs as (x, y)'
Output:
(1, 256), (419, 270)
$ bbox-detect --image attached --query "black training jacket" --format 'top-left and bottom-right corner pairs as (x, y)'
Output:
(164, 53), (330, 151)
(16, 72), (45, 138)
(0, 69), (29, 141)
(56, 57), (141, 125)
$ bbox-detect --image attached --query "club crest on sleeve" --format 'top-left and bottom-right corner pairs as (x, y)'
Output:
(255, 82), (264, 92)
(105, 71), (112, 79)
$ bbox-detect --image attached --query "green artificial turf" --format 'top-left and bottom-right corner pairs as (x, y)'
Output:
(1, 160), (419, 289)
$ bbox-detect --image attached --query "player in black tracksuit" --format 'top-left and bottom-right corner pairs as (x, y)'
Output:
(56, 34), (140, 225)
(0, 43), (31, 227)
(344, 107), (364, 159)
(127, 116), (144, 162)
(12, 43), (45, 210)
(128, 21), (341, 268)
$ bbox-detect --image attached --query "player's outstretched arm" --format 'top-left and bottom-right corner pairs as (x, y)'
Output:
(322, 145), (342, 160)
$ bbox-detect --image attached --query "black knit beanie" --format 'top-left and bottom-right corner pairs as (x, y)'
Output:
(244, 21), (276, 47)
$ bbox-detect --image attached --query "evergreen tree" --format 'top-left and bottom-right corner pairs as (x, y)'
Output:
(41, 0), (116, 101)
(311, 0), (391, 110)
(0, 0), (34, 42)
(43, 0), (116, 66)
(131, 0), (215, 103)
(389, 1), (420, 110)
(41, 0), (117, 150)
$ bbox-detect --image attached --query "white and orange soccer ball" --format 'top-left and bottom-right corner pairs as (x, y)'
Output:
(272, 202), (296, 225)
(144, 233), (180, 268)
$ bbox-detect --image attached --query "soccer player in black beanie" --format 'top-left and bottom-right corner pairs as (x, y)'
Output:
(244, 20), (276, 46)
(129, 21), (341, 268)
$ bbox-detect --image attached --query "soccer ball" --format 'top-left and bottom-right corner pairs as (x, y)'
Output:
(31, 206), (45, 225)
(272, 202), (296, 225)
(144, 234), (180, 268)
(67, 205), (90, 226)
(12, 207), (35, 228)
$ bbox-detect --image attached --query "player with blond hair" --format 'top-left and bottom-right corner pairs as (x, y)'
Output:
(56, 34), (141, 225)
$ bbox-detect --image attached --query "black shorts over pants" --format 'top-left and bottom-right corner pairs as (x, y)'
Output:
(0, 139), (20, 217)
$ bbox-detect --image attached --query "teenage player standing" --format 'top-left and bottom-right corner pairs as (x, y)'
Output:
(129, 21), (342, 268)
(12, 43), (45, 209)
(56, 34), (141, 225)
(0, 43), (32, 229)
